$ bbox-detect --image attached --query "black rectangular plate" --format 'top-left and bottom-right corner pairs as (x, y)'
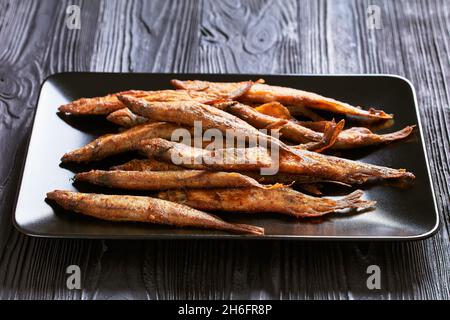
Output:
(13, 73), (439, 240)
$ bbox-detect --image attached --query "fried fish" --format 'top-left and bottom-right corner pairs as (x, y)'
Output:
(75, 170), (267, 190)
(138, 138), (415, 185)
(61, 122), (191, 163)
(158, 188), (375, 218)
(171, 79), (392, 121)
(47, 190), (264, 235)
(59, 89), (224, 115)
(111, 158), (343, 194)
(228, 102), (414, 149)
(138, 138), (273, 172)
(59, 90), (147, 115)
(118, 96), (309, 162)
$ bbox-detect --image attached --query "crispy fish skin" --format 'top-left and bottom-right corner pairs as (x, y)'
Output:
(171, 80), (393, 121)
(119, 96), (310, 162)
(227, 102), (344, 151)
(111, 158), (342, 193)
(46, 190), (264, 235)
(171, 79), (254, 101)
(228, 102), (321, 144)
(139, 138), (415, 185)
(158, 188), (375, 218)
(229, 102), (413, 149)
(254, 102), (325, 121)
(118, 96), (258, 135)
(61, 122), (190, 163)
(112, 158), (183, 171)
(75, 170), (266, 190)
(330, 126), (415, 149)
(107, 108), (149, 127)
(59, 90), (147, 115)
(138, 138), (273, 171)
(279, 148), (415, 185)
(59, 89), (223, 115)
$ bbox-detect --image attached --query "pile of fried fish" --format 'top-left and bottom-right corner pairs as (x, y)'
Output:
(47, 79), (416, 235)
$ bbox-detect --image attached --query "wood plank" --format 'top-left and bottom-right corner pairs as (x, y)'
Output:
(0, 0), (104, 299)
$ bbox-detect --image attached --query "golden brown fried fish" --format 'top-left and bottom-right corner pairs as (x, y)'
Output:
(75, 170), (267, 190)
(47, 190), (264, 235)
(118, 96), (308, 163)
(158, 188), (375, 218)
(171, 79), (392, 121)
(110, 158), (341, 194)
(228, 102), (414, 150)
(138, 138), (415, 185)
(61, 122), (191, 163)
(138, 138), (273, 172)
(58, 89), (224, 115)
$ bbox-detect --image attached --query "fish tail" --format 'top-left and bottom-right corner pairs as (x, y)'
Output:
(380, 125), (415, 142)
(228, 223), (265, 235)
(337, 190), (376, 211)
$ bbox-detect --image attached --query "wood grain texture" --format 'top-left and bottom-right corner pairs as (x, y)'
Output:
(0, 0), (448, 300)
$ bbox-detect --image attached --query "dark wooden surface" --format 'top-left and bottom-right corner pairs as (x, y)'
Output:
(0, 0), (449, 300)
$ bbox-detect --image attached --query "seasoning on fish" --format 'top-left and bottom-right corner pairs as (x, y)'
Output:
(111, 158), (183, 171)
(157, 188), (375, 218)
(228, 102), (414, 149)
(279, 148), (415, 185)
(111, 158), (345, 194)
(329, 126), (415, 149)
(227, 102), (344, 151)
(138, 138), (273, 172)
(58, 90), (148, 115)
(171, 79), (393, 121)
(61, 122), (191, 163)
(46, 190), (264, 235)
(138, 138), (415, 185)
(118, 96), (259, 136)
(58, 89), (224, 115)
(75, 170), (267, 190)
(118, 95), (309, 162)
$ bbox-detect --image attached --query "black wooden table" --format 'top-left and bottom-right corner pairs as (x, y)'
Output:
(0, 0), (448, 300)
